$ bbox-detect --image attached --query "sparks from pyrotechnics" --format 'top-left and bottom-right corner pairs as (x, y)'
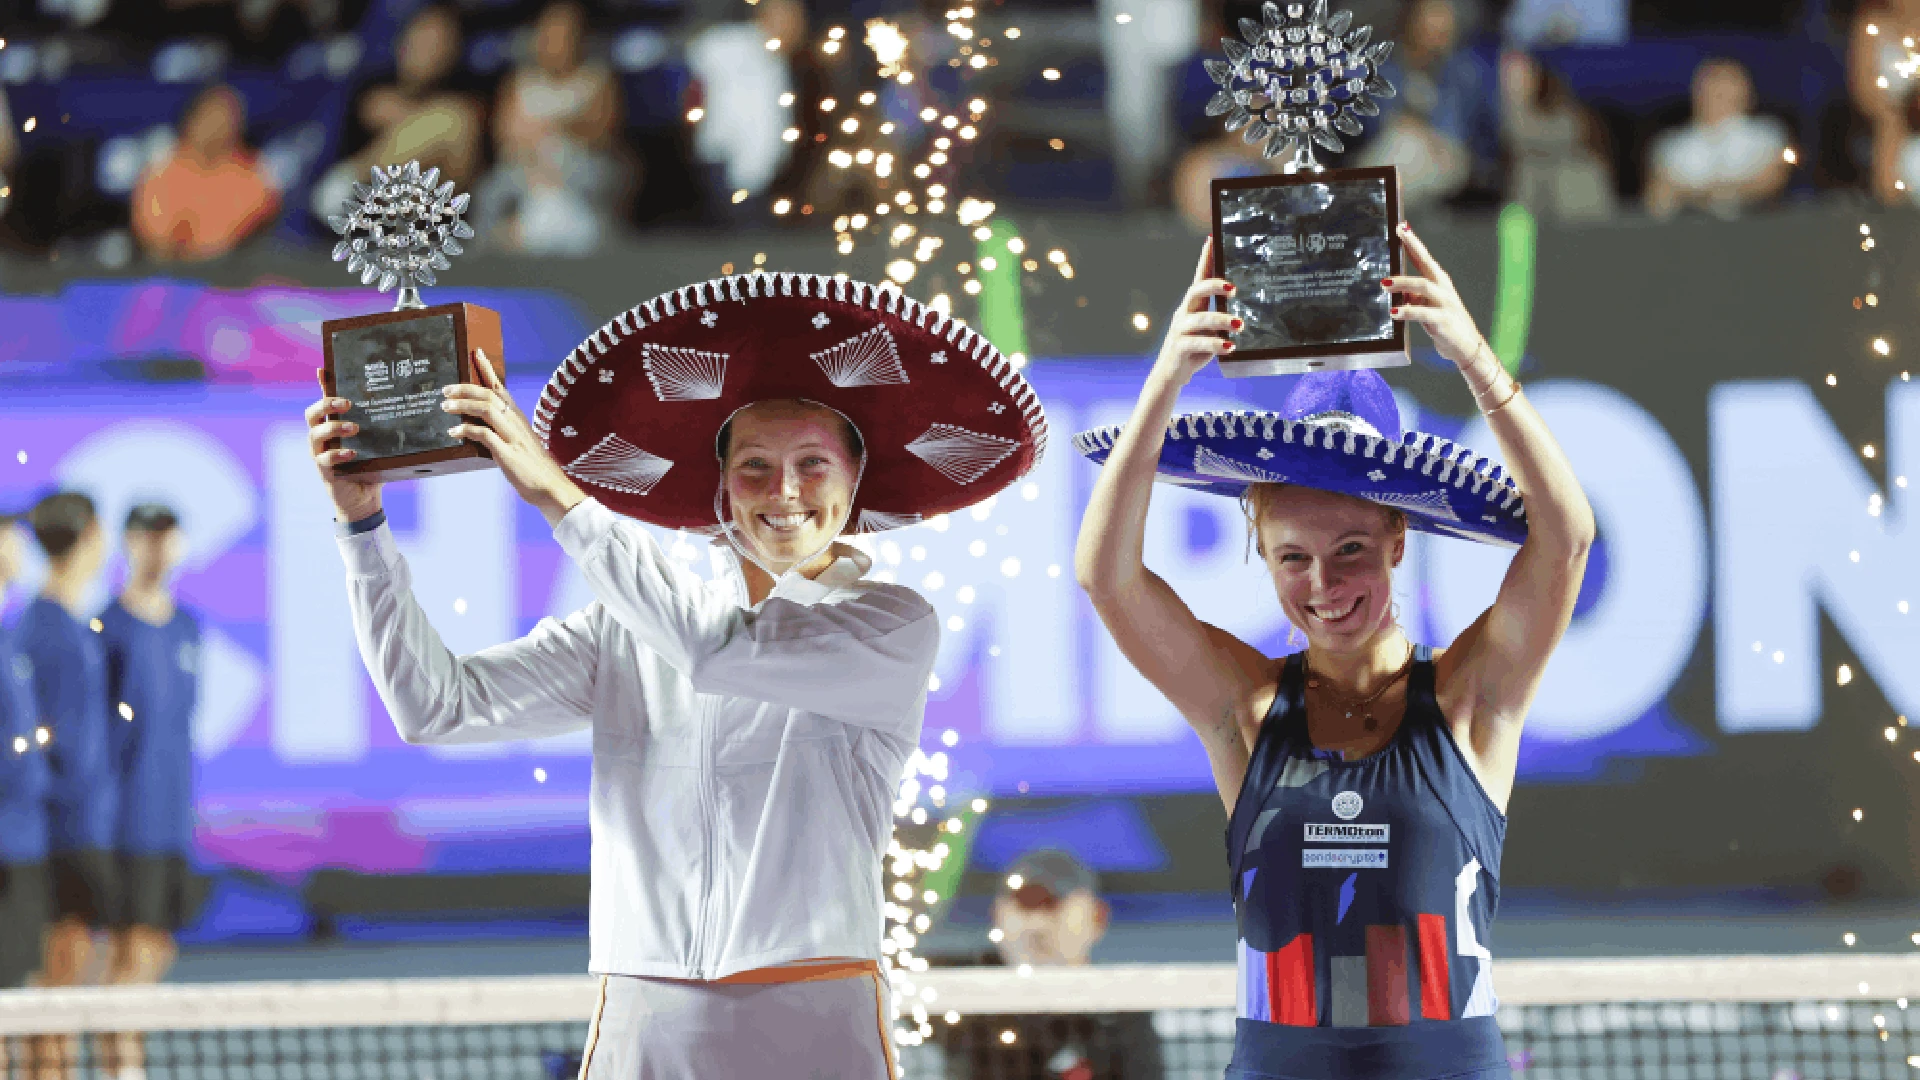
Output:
(701, 2), (1088, 335)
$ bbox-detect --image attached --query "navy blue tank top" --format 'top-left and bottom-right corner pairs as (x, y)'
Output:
(1226, 645), (1505, 1030)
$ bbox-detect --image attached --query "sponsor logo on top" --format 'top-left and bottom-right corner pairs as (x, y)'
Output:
(1305, 823), (1389, 843)
(1331, 790), (1364, 820)
(1303, 849), (1388, 869)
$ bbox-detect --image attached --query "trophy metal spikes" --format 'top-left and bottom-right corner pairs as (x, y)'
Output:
(1203, 0), (1396, 173)
(327, 160), (477, 311)
(320, 159), (502, 480)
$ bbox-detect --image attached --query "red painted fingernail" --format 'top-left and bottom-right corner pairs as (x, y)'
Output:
(1231, 318), (1244, 330)
(1380, 278), (1392, 286)
(1224, 283), (1236, 292)
(1222, 341), (1236, 351)
(1391, 307), (1401, 316)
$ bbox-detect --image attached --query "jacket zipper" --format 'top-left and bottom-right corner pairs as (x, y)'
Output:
(691, 692), (717, 978)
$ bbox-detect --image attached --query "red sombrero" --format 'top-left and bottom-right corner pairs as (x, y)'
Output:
(531, 272), (1048, 532)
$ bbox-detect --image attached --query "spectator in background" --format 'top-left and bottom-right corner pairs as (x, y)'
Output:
(937, 851), (1162, 1080)
(1358, 0), (1493, 198)
(1357, 0), (1498, 208)
(1500, 51), (1615, 221)
(685, 0), (800, 208)
(95, 504), (201, 1077)
(310, 4), (483, 224)
(19, 493), (117, 1009)
(0, 506), (53, 1078)
(1645, 58), (1790, 219)
(476, 0), (627, 254)
(1171, 132), (1274, 233)
(761, 0), (834, 218)
(0, 506), (50, 992)
(1850, 0), (1920, 206)
(1172, 0), (1286, 233)
(131, 84), (281, 262)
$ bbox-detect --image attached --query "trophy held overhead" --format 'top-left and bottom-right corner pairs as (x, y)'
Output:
(319, 161), (505, 481)
(1204, 0), (1409, 377)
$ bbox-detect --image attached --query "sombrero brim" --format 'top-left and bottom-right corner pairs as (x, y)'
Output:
(532, 272), (1047, 532)
(1072, 410), (1527, 548)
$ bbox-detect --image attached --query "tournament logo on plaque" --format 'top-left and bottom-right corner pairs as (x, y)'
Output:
(1204, 0), (1407, 377)
(319, 161), (504, 480)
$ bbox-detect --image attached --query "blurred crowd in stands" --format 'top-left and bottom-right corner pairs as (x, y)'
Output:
(0, 0), (1912, 265)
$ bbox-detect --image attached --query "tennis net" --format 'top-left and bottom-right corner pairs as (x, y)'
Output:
(4, 956), (1920, 1078)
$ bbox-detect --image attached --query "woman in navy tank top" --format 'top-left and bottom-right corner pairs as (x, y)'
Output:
(1072, 225), (1594, 1080)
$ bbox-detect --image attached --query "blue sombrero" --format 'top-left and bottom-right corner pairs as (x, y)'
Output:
(1072, 371), (1527, 548)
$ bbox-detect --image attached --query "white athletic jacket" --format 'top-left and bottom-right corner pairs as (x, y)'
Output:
(337, 497), (939, 980)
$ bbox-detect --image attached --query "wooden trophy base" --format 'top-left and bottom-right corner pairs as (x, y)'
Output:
(321, 302), (504, 481)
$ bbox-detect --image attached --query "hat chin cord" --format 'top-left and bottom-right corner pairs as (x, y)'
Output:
(711, 447), (869, 594)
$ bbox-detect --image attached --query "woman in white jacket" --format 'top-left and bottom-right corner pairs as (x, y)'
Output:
(304, 273), (1047, 1079)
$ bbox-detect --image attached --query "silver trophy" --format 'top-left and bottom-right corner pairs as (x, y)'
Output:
(1206, 0), (1408, 377)
(321, 161), (504, 480)
(327, 160), (477, 310)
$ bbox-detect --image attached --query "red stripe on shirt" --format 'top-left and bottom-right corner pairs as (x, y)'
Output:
(1267, 932), (1317, 1026)
(1417, 913), (1451, 1020)
(1366, 924), (1410, 1026)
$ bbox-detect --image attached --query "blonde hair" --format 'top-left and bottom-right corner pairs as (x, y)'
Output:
(1239, 482), (1408, 562)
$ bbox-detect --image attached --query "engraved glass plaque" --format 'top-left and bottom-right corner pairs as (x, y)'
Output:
(331, 314), (463, 460)
(1212, 166), (1404, 376)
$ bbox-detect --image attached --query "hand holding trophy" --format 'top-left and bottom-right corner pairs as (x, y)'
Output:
(318, 161), (505, 480)
(1204, 0), (1406, 377)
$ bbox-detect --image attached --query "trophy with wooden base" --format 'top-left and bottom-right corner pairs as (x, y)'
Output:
(320, 161), (503, 480)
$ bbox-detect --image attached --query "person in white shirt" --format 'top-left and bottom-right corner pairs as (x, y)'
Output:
(1645, 58), (1791, 220)
(304, 271), (1046, 1080)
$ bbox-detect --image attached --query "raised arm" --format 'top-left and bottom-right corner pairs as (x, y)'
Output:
(554, 499), (938, 732)
(341, 523), (597, 745)
(437, 349), (938, 733)
(1074, 239), (1274, 811)
(1386, 223), (1595, 809)
(308, 373), (593, 746)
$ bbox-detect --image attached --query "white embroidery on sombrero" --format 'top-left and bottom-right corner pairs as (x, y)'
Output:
(1194, 445), (1287, 485)
(905, 423), (1018, 485)
(1369, 488), (1462, 522)
(641, 344), (728, 402)
(540, 272), (1050, 488)
(812, 325), (910, 388)
(564, 434), (675, 496)
(857, 509), (924, 533)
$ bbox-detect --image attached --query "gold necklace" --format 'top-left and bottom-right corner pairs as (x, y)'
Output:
(1305, 642), (1415, 732)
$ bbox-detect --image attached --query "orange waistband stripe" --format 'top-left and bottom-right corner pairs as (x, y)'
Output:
(709, 959), (882, 986)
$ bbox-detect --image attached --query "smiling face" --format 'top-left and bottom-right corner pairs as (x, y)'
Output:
(1252, 484), (1406, 652)
(721, 400), (862, 573)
